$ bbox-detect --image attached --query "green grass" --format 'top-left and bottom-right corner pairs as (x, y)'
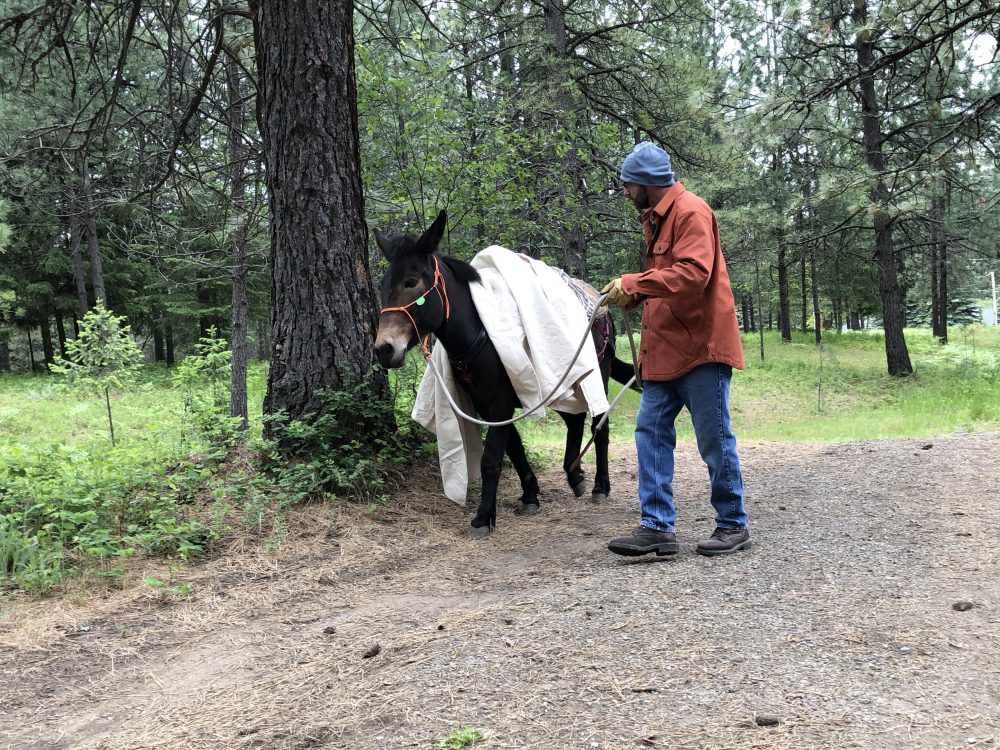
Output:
(434, 726), (484, 749)
(0, 363), (269, 451)
(2, 327), (996, 459)
(516, 325), (1000, 453)
(1, 326), (996, 591)
(0, 363), (271, 590)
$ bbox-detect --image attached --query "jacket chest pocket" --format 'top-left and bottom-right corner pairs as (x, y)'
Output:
(647, 237), (672, 269)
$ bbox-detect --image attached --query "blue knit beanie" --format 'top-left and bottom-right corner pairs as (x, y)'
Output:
(620, 141), (675, 186)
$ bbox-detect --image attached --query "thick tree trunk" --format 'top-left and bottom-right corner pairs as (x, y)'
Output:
(258, 0), (388, 436)
(854, 0), (912, 376)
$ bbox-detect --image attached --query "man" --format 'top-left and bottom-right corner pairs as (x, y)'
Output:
(602, 141), (751, 557)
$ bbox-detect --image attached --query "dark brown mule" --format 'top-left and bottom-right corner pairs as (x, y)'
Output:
(374, 210), (632, 538)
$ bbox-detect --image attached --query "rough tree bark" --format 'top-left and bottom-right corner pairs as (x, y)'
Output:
(810, 247), (822, 344)
(166, 325), (175, 367)
(226, 18), (250, 432)
(80, 156), (107, 306)
(39, 315), (55, 369)
(777, 231), (791, 341)
(543, 0), (587, 279)
(257, 0), (389, 436)
(931, 189), (948, 343)
(800, 253), (807, 333)
(54, 313), (68, 358)
(68, 185), (90, 316)
(154, 328), (165, 362)
(26, 329), (36, 372)
(853, 0), (912, 375)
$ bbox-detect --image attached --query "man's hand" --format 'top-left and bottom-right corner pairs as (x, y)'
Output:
(601, 277), (632, 307)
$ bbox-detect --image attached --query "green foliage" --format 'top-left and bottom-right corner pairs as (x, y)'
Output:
(172, 328), (243, 449)
(434, 726), (484, 749)
(0, 197), (10, 253)
(0, 516), (67, 591)
(0, 439), (223, 588)
(263, 373), (432, 507)
(52, 304), (143, 390)
(51, 304), (144, 445)
(0, 359), (438, 592)
(521, 326), (1000, 452)
(143, 574), (194, 600)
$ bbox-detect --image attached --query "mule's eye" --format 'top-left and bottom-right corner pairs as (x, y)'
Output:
(404, 278), (419, 289)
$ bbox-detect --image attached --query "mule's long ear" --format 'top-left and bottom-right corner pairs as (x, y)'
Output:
(416, 210), (447, 254)
(375, 230), (393, 260)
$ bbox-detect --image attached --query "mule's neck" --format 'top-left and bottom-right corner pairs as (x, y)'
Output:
(432, 260), (485, 360)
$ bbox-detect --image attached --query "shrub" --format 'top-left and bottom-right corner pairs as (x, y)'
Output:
(51, 304), (143, 446)
(172, 328), (243, 449)
(262, 373), (431, 507)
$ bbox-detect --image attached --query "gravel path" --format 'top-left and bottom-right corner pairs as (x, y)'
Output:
(2, 433), (998, 749)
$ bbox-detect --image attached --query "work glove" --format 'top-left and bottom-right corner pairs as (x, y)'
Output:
(601, 277), (633, 308)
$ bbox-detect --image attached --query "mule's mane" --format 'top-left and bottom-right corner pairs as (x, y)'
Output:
(440, 254), (481, 285)
(383, 229), (481, 285)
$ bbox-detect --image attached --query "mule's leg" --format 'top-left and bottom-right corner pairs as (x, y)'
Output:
(472, 424), (512, 538)
(559, 411), (588, 497)
(591, 412), (611, 503)
(505, 426), (540, 514)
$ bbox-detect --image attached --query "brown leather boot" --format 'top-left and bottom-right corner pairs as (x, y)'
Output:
(696, 527), (751, 556)
(608, 526), (679, 557)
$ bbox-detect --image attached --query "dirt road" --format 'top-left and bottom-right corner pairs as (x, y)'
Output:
(2, 433), (998, 749)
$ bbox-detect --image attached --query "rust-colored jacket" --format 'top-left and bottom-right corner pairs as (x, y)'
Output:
(620, 182), (745, 381)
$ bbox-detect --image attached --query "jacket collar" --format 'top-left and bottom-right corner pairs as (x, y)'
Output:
(642, 181), (685, 224)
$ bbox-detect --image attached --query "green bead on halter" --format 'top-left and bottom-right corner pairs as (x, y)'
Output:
(415, 295), (426, 306)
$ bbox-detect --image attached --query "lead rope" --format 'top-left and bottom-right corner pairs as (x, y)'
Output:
(423, 292), (641, 431)
(568, 309), (639, 472)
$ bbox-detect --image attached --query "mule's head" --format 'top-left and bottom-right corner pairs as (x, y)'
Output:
(374, 210), (448, 369)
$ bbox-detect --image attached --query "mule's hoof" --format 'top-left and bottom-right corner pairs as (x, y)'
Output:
(571, 480), (588, 498)
(591, 492), (607, 504)
(470, 525), (492, 540)
(521, 503), (540, 516)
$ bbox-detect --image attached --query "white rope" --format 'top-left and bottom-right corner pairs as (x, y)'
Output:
(423, 292), (639, 429)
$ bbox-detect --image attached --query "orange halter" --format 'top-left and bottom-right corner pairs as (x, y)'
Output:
(379, 255), (451, 359)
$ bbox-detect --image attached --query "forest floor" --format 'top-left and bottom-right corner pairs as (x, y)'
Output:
(2, 432), (999, 750)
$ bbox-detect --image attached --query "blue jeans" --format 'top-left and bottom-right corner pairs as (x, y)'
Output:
(635, 363), (748, 532)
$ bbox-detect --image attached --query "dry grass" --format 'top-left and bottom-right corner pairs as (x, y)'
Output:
(2, 434), (999, 750)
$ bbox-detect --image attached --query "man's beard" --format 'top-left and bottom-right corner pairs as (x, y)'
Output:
(631, 189), (650, 212)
